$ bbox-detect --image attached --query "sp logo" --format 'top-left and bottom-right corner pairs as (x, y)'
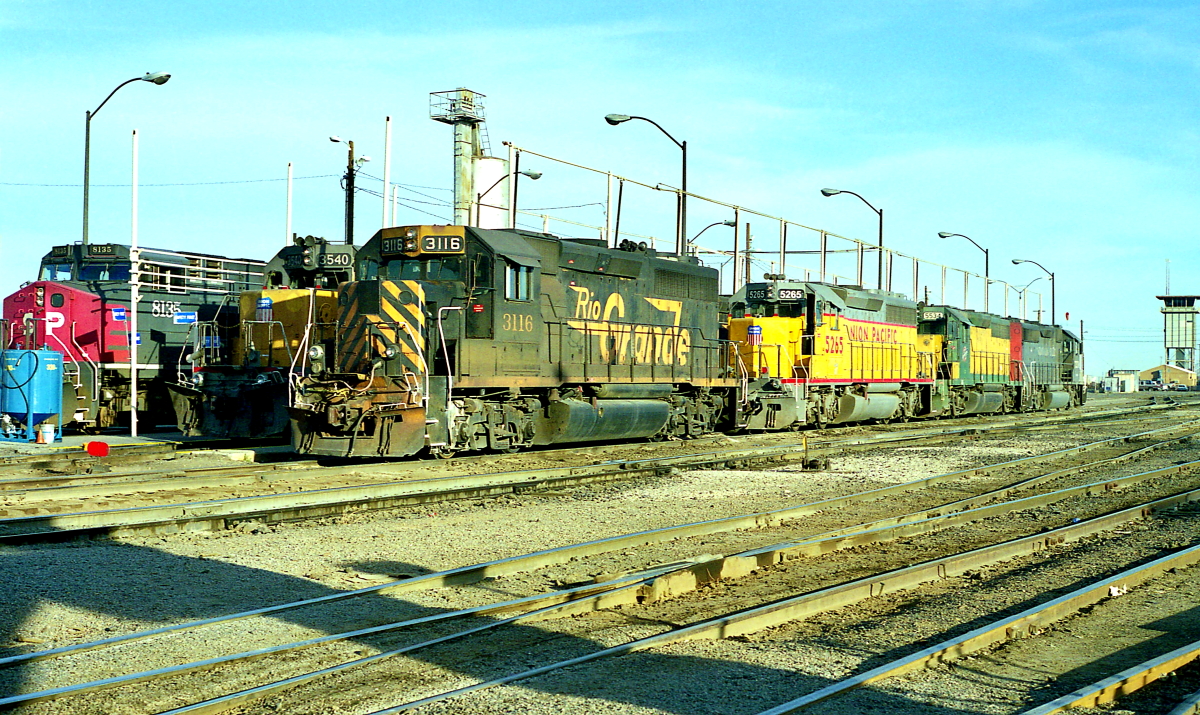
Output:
(44, 311), (65, 335)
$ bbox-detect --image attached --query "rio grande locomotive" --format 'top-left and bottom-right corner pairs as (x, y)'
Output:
(289, 224), (1083, 458)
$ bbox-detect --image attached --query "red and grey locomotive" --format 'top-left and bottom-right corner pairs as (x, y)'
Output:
(2, 243), (265, 429)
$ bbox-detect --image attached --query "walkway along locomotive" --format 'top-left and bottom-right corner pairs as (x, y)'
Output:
(289, 224), (1084, 458)
(2, 243), (265, 429)
(168, 234), (358, 438)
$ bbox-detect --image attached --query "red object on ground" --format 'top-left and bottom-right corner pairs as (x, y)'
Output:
(85, 441), (110, 457)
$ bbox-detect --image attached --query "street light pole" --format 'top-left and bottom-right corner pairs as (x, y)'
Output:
(1017, 276), (1044, 321)
(1012, 259), (1055, 325)
(821, 188), (884, 290)
(689, 220), (737, 251)
(605, 114), (687, 255)
(475, 170), (541, 226)
(82, 72), (170, 246)
(938, 232), (989, 311)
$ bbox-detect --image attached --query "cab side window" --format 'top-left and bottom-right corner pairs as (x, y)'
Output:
(505, 263), (534, 302)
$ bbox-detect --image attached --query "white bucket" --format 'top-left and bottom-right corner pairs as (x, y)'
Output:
(37, 423), (56, 444)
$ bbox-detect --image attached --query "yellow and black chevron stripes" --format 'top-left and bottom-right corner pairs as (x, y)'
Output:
(336, 282), (370, 373)
(335, 280), (427, 375)
(380, 280), (426, 376)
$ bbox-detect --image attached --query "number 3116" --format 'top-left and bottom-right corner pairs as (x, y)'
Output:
(503, 313), (534, 332)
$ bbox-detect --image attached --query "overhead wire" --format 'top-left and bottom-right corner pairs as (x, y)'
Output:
(2, 175), (338, 187)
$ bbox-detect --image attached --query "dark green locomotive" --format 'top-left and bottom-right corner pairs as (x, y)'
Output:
(291, 225), (739, 458)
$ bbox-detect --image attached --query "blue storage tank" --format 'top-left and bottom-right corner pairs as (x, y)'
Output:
(1, 350), (63, 435)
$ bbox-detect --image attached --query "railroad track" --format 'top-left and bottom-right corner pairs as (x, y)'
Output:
(4, 416), (1200, 713)
(0, 401), (1191, 544)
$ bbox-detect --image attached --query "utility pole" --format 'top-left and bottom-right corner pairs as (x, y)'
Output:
(344, 140), (355, 245)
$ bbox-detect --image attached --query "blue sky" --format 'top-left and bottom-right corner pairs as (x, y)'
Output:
(2, 0), (1197, 373)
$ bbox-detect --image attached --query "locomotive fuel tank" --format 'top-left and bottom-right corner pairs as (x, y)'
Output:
(535, 398), (670, 444)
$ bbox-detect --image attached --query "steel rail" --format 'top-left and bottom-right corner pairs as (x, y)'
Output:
(0, 463), (303, 500)
(9, 439), (1196, 711)
(756, 539), (1200, 713)
(373, 487), (1200, 714)
(768, 428), (1200, 549)
(0, 400), (1174, 503)
(1168, 689), (1200, 715)
(7, 421), (1177, 670)
(0, 420), (1091, 543)
(0, 560), (691, 710)
(26, 436), (1194, 713)
(0, 397), (1170, 485)
(1018, 638), (1200, 714)
(226, 474), (1200, 715)
(0, 442), (177, 477)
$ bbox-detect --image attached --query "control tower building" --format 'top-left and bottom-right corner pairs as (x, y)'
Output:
(1157, 295), (1200, 372)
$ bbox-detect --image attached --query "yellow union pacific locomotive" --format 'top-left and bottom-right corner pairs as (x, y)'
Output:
(728, 282), (944, 427)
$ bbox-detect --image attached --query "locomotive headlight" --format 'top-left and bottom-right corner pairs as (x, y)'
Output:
(307, 344), (326, 373)
(403, 238), (417, 251)
(302, 248), (314, 266)
(35, 287), (44, 307)
(383, 345), (397, 359)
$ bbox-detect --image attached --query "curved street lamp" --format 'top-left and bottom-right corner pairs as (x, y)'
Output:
(1015, 275), (1045, 321)
(1012, 258), (1055, 326)
(821, 188), (883, 290)
(689, 219), (736, 248)
(83, 72), (171, 245)
(475, 170), (541, 226)
(938, 231), (990, 311)
(605, 113), (687, 256)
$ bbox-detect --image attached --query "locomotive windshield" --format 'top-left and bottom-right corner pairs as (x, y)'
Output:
(78, 262), (131, 281)
(382, 257), (463, 282)
(39, 263), (74, 281)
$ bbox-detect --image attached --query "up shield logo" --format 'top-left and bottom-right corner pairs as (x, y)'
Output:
(566, 287), (692, 366)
